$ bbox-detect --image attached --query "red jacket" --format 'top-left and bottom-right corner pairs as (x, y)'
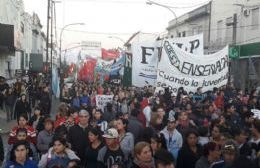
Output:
(214, 96), (224, 109)
(141, 99), (149, 111)
(54, 117), (67, 129)
(8, 125), (36, 145)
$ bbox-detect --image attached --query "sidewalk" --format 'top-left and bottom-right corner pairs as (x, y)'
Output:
(0, 96), (59, 135)
(0, 109), (16, 135)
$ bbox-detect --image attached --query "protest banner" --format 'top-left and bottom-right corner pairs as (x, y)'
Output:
(96, 95), (114, 111)
(132, 34), (204, 87)
(252, 109), (260, 119)
(95, 59), (114, 74)
(156, 40), (229, 95)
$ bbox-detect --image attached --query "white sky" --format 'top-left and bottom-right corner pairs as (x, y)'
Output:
(22, 0), (209, 62)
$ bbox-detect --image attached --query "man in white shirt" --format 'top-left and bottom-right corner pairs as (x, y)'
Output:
(160, 116), (183, 160)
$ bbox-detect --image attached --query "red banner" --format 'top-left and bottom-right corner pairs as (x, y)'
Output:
(78, 58), (97, 82)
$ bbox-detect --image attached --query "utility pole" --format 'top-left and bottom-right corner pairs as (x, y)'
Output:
(50, 1), (54, 96)
(230, 13), (238, 86)
(232, 13), (237, 45)
(46, 0), (51, 70)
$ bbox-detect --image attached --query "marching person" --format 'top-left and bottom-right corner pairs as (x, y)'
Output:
(5, 141), (38, 168)
(37, 118), (54, 155)
(85, 127), (104, 168)
(97, 128), (127, 168)
(160, 116), (183, 160)
(14, 93), (30, 120)
(8, 114), (37, 145)
(132, 141), (155, 168)
(38, 137), (80, 168)
(67, 109), (91, 166)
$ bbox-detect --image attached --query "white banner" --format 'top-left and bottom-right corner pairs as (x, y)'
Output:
(96, 95), (114, 111)
(132, 34), (204, 87)
(251, 109), (260, 119)
(156, 40), (229, 95)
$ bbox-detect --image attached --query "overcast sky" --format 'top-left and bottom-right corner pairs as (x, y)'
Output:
(22, 0), (209, 62)
(23, 0), (210, 48)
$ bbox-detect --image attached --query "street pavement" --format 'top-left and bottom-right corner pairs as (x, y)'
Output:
(0, 95), (60, 154)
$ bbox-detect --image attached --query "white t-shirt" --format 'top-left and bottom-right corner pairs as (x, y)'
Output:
(143, 106), (152, 127)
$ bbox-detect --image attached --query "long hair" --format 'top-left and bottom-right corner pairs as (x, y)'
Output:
(183, 129), (199, 148)
(88, 127), (103, 143)
(151, 133), (167, 150)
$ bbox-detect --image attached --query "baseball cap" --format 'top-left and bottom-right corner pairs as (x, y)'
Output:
(168, 116), (176, 122)
(222, 141), (237, 154)
(103, 128), (119, 139)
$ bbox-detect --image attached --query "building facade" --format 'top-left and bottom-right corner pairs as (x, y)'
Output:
(0, 0), (46, 79)
(167, 2), (211, 54)
(167, 0), (260, 89)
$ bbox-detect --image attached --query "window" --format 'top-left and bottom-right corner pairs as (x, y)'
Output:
(21, 22), (24, 34)
(192, 27), (198, 35)
(252, 8), (259, 30)
(217, 20), (223, 43)
(178, 32), (182, 37)
(25, 54), (28, 67)
(182, 31), (186, 37)
(198, 26), (203, 33)
(225, 17), (233, 43)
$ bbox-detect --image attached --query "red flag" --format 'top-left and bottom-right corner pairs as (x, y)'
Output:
(102, 48), (120, 60)
(68, 63), (75, 75)
(79, 58), (97, 82)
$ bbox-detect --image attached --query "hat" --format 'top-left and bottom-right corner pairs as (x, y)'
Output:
(103, 128), (119, 139)
(182, 95), (188, 99)
(168, 116), (176, 122)
(79, 109), (89, 116)
(223, 144), (236, 153)
(222, 141), (237, 153)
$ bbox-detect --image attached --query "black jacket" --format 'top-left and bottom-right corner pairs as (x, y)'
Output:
(39, 92), (51, 114)
(4, 93), (16, 106)
(28, 115), (45, 133)
(14, 99), (30, 118)
(176, 144), (203, 168)
(67, 124), (91, 165)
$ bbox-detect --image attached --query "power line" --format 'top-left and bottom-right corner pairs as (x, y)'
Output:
(150, 0), (211, 9)
(42, 23), (260, 35)
(64, 0), (210, 9)
(41, 24), (159, 35)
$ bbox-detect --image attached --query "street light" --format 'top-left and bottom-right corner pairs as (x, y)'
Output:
(59, 23), (85, 68)
(146, 0), (178, 35)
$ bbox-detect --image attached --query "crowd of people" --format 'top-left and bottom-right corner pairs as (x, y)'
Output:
(0, 76), (260, 168)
